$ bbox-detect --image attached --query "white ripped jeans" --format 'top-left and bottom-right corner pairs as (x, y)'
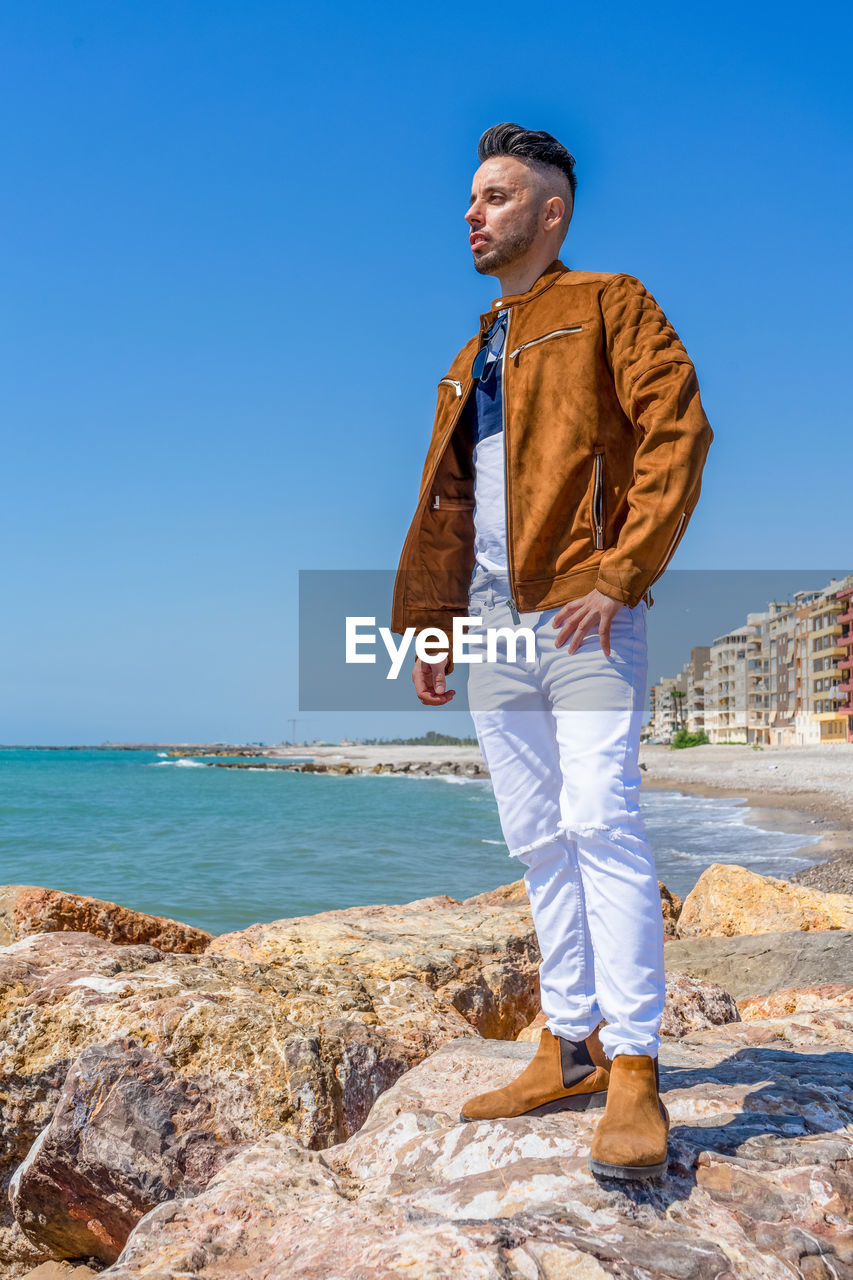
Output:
(466, 564), (665, 1060)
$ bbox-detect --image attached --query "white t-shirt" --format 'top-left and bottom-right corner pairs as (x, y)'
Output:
(473, 431), (508, 573)
(469, 310), (509, 574)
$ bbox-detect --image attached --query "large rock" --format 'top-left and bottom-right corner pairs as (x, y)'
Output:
(0, 886), (211, 953)
(210, 878), (685, 1031)
(738, 983), (853, 1021)
(208, 885), (543, 1040)
(676, 863), (853, 938)
(0, 885), (539, 1268)
(658, 972), (739, 1037)
(102, 1001), (853, 1279)
(663, 928), (853, 999)
(658, 881), (683, 939)
(0, 876), (799, 1273)
(17, 1266), (97, 1280)
(790, 851), (853, 896)
(8, 1041), (249, 1265)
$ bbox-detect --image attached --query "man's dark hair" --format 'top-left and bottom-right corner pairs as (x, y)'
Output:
(477, 122), (577, 203)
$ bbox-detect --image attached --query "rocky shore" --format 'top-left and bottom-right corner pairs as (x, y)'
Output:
(1, 854), (851, 1279)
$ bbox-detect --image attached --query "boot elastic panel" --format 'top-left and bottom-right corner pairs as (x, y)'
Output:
(559, 1034), (596, 1088)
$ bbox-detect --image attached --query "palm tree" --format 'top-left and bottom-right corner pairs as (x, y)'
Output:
(669, 688), (687, 733)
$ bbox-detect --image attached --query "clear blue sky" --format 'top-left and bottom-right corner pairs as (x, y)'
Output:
(2, 2), (851, 745)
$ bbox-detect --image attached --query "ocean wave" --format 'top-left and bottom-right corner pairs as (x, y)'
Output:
(149, 759), (210, 768)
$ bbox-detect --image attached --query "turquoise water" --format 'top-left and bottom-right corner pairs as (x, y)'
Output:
(0, 749), (822, 936)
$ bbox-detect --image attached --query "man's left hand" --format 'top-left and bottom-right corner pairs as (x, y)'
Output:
(551, 588), (624, 657)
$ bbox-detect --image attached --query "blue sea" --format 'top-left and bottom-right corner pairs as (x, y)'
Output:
(0, 748), (824, 936)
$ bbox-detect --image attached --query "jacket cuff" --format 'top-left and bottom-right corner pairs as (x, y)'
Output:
(594, 570), (644, 610)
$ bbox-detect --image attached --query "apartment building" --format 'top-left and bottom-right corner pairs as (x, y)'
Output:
(685, 645), (711, 734)
(838, 581), (853, 743)
(767, 600), (798, 746)
(744, 610), (774, 745)
(706, 625), (756, 743)
(808, 580), (849, 742)
(648, 672), (688, 741)
(646, 574), (853, 746)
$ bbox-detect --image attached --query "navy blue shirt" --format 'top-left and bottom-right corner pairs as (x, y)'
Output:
(463, 311), (507, 445)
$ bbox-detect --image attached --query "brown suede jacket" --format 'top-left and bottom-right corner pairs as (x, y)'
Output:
(391, 259), (714, 674)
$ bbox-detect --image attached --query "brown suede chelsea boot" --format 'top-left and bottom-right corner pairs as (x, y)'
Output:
(459, 1024), (611, 1123)
(587, 1053), (670, 1180)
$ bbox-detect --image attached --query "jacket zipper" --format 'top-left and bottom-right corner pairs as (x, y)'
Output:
(508, 326), (582, 362)
(501, 309), (521, 623)
(438, 378), (463, 397)
(649, 512), (688, 586)
(592, 451), (605, 550)
(421, 379), (473, 516)
(395, 377), (474, 625)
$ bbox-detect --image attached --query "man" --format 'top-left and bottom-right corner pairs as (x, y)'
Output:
(390, 123), (713, 1181)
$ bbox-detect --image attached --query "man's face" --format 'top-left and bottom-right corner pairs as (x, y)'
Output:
(465, 156), (546, 277)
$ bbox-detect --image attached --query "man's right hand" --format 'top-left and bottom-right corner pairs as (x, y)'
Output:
(413, 657), (455, 706)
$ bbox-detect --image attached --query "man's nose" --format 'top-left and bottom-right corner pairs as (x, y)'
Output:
(465, 202), (483, 227)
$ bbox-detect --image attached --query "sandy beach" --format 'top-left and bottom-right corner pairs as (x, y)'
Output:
(637, 743), (853, 863)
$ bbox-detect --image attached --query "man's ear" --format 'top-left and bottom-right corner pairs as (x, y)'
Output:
(544, 193), (567, 233)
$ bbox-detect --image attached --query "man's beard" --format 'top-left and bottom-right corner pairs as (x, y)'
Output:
(473, 217), (539, 276)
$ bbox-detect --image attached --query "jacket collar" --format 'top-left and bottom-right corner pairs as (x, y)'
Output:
(487, 258), (568, 314)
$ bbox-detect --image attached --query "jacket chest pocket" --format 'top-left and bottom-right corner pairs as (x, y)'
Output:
(591, 447), (606, 549)
(508, 325), (584, 363)
(438, 377), (463, 397)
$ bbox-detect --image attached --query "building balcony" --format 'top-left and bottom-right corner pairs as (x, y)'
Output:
(812, 623), (843, 640)
(814, 643), (847, 659)
(838, 607), (853, 625)
(811, 667), (842, 684)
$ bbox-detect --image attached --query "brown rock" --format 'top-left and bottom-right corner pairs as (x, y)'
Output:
(659, 880), (683, 938)
(790, 851), (853, 895)
(675, 863), (853, 938)
(0, 883), (541, 1269)
(659, 971), (740, 1037)
(516, 1010), (548, 1041)
(20, 1265), (98, 1280)
(10, 1040), (248, 1265)
(0, 874), (789, 1274)
(209, 887), (542, 1040)
(663, 927), (853, 1000)
(737, 983), (853, 1021)
(0, 885), (211, 953)
(103, 1002), (853, 1279)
